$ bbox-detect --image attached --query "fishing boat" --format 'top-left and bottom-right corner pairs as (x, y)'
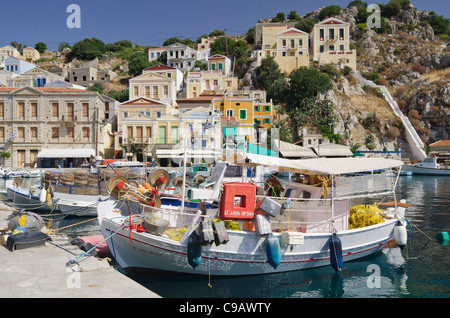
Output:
(5, 162), (147, 216)
(97, 153), (409, 276)
(402, 156), (450, 176)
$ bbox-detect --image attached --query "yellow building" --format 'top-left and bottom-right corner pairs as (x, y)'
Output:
(128, 70), (177, 107)
(22, 47), (40, 62)
(259, 26), (310, 74)
(185, 71), (237, 98)
(310, 17), (356, 69)
(215, 97), (274, 144)
(117, 97), (172, 161)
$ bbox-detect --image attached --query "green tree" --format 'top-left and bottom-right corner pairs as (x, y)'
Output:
(272, 12), (286, 22)
(58, 42), (71, 52)
(128, 53), (153, 77)
(35, 42), (47, 54)
(87, 83), (104, 94)
(210, 37), (235, 55)
(286, 67), (333, 109)
(245, 27), (255, 45)
(348, 0), (367, 9)
(287, 11), (300, 21)
(425, 15), (450, 35)
(67, 38), (106, 61)
(107, 89), (129, 103)
(209, 29), (225, 36)
(295, 18), (317, 33)
(256, 56), (288, 104)
(273, 120), (293, 143)
(318, 5), (342, 21)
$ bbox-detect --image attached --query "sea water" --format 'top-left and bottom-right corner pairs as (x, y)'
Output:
(2, 175), (449, 298)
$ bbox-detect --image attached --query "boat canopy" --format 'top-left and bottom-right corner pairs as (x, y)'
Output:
(241, 153), (403, 175)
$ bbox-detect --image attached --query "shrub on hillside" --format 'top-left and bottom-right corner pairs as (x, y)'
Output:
(387, 127), (401, 139)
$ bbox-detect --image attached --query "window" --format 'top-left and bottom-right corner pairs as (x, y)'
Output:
(226, 110), (233, 117)
(17, 127), (24, 140)
(134, 86), (139, 97)
(254, 106), (260, 112)
(82, 127), (90, 139)
(30, 127), (38, 139)
(170, 126), (178, 144)
(163, 85), (168, 97)
(211, 63), (216, 71)
(52, 103), (59, 118)
(282, 39), (287, 47)
(73, 76), (77, 82)
(339, 28), (345, 40)
(67, 103), (74, 121)
(0, 102), (4, 117)
(319, 29), (324, 40)
(52, 127), (59, 139)
(17, 102), (24, 119)
(0, 127), (4, 141)
(83, 76), (86, 81)
(319, 45), (324, 53)
(263, 119), (271, 124)
(239, 109), (247, 120)
(82, 103), (89, 118)
(146, 127), (152, 139)
(152, 86), (158, 99)
(155, 111), (162, 118)
(123, 111), (129, 119)
(263, 106), (271, 112)
(218, 63), (223, 71)
(329, 45), (335, 51)
(158, 126), (166, 144)
(31, 102), (38, 118)
(291, 39), (295, 48)
(67, 127), (74, 141)
(329, 28), (335, 40)
(340, 44), (345, 51)
(298, 39), (303, 47)
(145, 86), (150, 98)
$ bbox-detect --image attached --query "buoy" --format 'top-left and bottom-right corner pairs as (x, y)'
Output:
(436, 232), (449, 244)
(329, 233), (343, 274)
(394, 221), (407, 250)
(187, 232), (202, 269)
(266, 234), (281, 269)
(39, 188), (47, 203)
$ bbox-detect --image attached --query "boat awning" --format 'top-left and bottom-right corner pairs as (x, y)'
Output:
(155, 141), (221, 159)
(272, 139), (317, 158)
(223, 127), (236, 136)
(240, 153), (403, 175)
(37, 148), (95, 158)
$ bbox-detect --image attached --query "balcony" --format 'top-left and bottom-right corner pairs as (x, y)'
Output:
(123, 137), (152, 146)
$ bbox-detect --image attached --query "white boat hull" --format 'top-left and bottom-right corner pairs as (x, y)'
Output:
(5, 180), (107, 216)
(98, 201), (402, 276)
(402, 165), (450, 176)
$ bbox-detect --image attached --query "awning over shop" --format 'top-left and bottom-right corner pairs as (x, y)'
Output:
(310, 143), (353, 157)
(272, 139), (317, 158)
(37, 148), (95, 158)
(242, 143), (278, 157)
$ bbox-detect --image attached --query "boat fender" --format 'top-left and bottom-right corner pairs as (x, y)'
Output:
(39, 188), (47, 203)
(394, 221), (407, 249)
(329, 233), (343, 274)
(187, 232), (202, 269)
(266, 234), (281, 269)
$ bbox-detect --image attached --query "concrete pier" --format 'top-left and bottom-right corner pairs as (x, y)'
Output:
(0, 205), (160, 298)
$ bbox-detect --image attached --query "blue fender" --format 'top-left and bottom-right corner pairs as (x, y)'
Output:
(266, 234), (281, 269)
(329, 233), (343, 274)
(187, 232), (202, 269)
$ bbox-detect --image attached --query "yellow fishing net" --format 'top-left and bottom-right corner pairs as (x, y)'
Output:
(349, 204), (385, 229)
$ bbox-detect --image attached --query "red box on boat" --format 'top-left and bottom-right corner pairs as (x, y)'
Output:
(219, 183), (256, 220)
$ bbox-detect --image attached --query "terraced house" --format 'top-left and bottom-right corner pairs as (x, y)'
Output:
(0, 87), (110, 168)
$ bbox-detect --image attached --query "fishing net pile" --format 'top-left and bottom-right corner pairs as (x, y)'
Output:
(349, 204), (385, 229)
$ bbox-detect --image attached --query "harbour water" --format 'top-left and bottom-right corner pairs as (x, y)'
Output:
(1, 175), (449, 298)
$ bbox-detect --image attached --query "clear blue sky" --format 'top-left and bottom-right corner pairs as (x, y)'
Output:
(0, 0), (448, 51)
